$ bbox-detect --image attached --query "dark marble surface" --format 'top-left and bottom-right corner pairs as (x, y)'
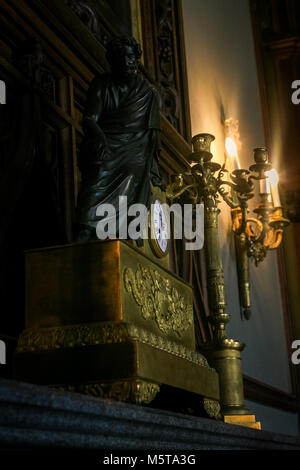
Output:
(0, 378), (299, 450)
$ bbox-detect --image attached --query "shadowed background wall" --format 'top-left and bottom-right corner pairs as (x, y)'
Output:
(182, 0), (298, 436)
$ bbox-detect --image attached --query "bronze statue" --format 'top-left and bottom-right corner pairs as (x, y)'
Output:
(76, 36), (161, 241)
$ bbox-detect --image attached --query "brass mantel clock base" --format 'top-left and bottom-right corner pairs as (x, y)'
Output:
(13, 239), (220, 416)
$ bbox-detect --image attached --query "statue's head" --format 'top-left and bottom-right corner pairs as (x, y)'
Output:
(106, 36), (142, 78)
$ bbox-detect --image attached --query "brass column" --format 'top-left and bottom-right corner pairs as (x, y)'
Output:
(234, 232), (251, 320)
(203, 205), (250, 416)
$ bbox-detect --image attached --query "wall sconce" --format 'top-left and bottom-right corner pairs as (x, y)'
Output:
(231, 149), (289, 264)
(224, 120), (289, 319)
(165, 132), (288, 423)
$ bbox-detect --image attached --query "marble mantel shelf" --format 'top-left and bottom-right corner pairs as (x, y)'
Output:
(0, 378), (299, 451)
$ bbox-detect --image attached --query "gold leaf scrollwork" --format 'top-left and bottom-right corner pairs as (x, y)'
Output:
(123, 264), (193, 336)
(16, 322), (212, 370)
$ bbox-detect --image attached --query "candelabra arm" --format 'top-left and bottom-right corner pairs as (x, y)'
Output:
(267, 208), (290, 249)
(166, 183), (197, 201)
(217, 182), (240, 209)
(268, 229), (283, 250)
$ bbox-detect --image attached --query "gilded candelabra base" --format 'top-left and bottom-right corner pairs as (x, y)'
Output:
(203, 339), (250, 416)
(202, 205), (260, 426)
(57, 379), (161, 406)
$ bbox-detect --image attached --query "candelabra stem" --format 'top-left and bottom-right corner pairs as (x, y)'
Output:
(204, 207), (228, 339)
(235, 233), (251, 320)
(203, 205), (251, 416)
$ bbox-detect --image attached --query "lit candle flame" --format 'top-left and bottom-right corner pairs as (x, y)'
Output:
(225, 137), (240, 170)
(225, 137), (237, 157)
(266, 169), (279, 188)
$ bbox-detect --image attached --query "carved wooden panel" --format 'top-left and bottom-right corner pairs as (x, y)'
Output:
(140, 0), (191, 141)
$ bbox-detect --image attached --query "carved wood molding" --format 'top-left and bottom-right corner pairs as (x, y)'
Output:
(64, 0), (110, 47)
(139, 0), (191, 142)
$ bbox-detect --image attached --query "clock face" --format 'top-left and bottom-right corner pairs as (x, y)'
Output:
(149, 199), (169, 257)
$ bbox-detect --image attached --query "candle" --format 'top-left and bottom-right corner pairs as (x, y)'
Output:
(271, 185), (281, 208)
(225, 137), (240, 170)
(259, 177), (271, 194)
(267, 169), (281, 207)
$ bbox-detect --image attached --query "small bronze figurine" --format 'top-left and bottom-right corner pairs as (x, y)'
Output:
(76, 36), (161, 241)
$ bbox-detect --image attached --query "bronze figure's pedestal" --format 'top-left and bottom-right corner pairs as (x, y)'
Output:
(14, 240), (220, 414)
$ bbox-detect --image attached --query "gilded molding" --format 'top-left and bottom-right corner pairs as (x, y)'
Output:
(16, 321), (211, 369)
(123, 264), (193, 336)
(56, 379), (160, 405)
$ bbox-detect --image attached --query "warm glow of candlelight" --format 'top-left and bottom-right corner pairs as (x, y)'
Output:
(211, 140), (216, 158)
(225, 137), (237, 157)
(266, 169), (281, 207)
(266, 169), (279, 188)
(225, 137), (240, 170)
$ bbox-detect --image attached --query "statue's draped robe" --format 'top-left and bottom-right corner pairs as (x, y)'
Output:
(76, 72), (161, 233)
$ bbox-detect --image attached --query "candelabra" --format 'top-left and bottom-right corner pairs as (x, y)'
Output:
(166, 133), (288, 423)
(230, 146), (289, 319)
